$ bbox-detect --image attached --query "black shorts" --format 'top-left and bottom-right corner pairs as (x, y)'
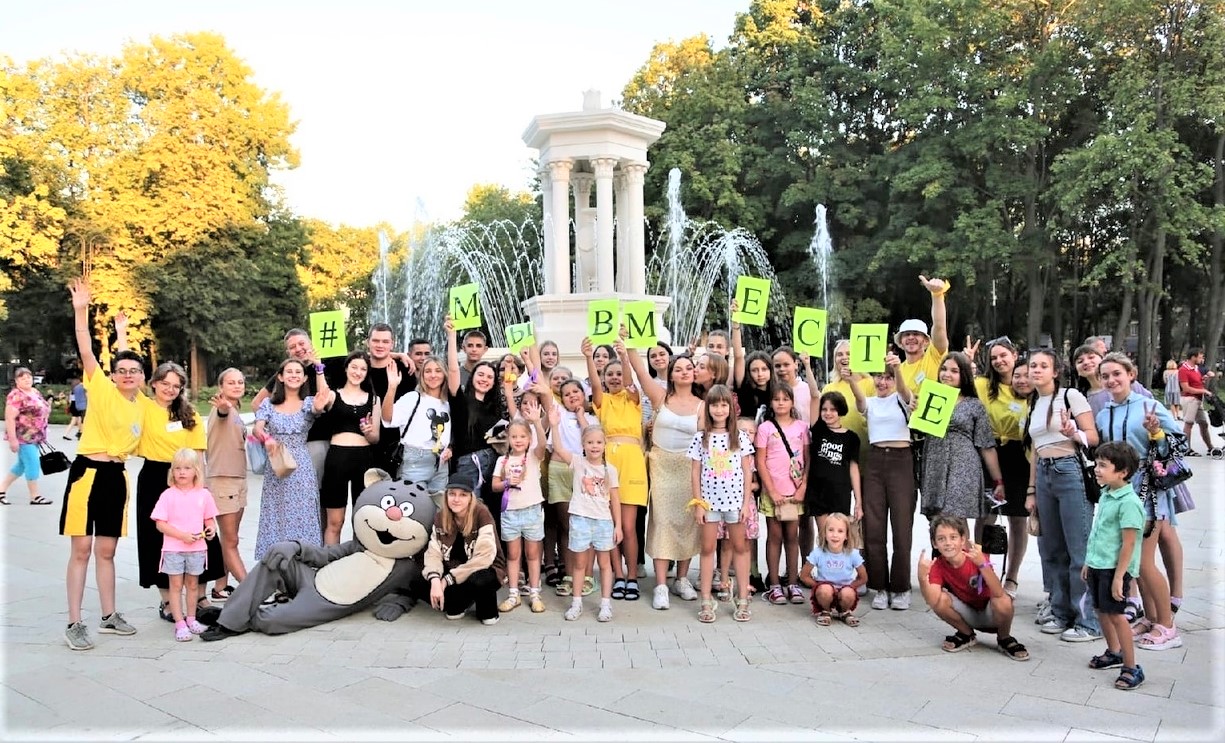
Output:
(320, 445), (374, 510)
(1086, 566), (1133, 615)
(59, 458), (129, 538)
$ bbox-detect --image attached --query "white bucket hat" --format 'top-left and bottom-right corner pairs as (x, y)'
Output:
(894, 319), (930, 346)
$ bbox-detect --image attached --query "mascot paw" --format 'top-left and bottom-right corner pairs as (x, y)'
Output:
(372, 594), (415, 621)
(263, 542), (299, 571)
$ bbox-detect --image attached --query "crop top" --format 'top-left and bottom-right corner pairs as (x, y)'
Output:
(325, 393), (374, 436)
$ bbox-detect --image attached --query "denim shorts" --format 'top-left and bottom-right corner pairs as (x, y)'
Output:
(569, 514), (614, 552)
(704, 508), (741, 524)
(160, 550), (206, 576)
(501, 503), (545, 541)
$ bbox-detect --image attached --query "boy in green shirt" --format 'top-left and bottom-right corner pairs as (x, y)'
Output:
(1081, 441), (1145, 690)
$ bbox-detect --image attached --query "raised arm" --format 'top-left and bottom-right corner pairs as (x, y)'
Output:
(113, 310), (130, 352)
(444, 316), (460, 396)
(850, 373), (869, 414)
(623, 345), (665, 408)
(68, 278), (100, 378)
(546, 406), (572, 465)
(888, 352), (912, 405)
(730, 301), (745, 386)
(311, 363), (332, 413)
(582, 336), (603, 409)
(381, 363), (402, 427)
(920, 275), (949, 356)
(800, 354), (821, 398)
(613, 340), (639, 404)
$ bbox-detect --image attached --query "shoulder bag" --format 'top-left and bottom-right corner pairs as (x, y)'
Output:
(387, 394), (424, 477)
(771, 420), (802, 522)
(38, 441), (71, 475)
(1063, 389), (1101, 505)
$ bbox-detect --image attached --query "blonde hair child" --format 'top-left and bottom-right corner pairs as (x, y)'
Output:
(151, 449), (218, 642)
(548, 408), (623, 622)
(800, 512), (866, 626)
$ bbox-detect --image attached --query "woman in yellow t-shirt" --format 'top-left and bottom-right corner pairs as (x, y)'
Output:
(60, 279), (147, 651)
(972, 337), (1030, 597)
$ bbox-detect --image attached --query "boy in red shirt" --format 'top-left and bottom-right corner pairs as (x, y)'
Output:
(918, 514), (1028, 660)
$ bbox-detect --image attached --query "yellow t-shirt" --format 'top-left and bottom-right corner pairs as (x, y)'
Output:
(974, 377), (1028, 443)
(135, 401), (207, 462)
(821, 376), (876, 445)
(595, 389), (643, 440)
(76, 366), (147, 459)
(899, 344), (944, 394)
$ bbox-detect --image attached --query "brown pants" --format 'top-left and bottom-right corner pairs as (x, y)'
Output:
(862, 446), (917, 593)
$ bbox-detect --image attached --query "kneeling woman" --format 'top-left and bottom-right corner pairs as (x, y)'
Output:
(414, 475), (507, 624)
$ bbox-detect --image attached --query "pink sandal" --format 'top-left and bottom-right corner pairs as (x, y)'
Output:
(1129, 617), (1153, 639)
(1137, 623), (1183, 651)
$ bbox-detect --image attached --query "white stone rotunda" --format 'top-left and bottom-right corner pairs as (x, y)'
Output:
(520, 91), (670, 366)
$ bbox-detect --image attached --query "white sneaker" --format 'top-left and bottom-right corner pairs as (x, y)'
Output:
(871, 590), (889, 610)
(889, 592), (911, 610)
(652, 584), (670, 610)
(1060, 626), (1100, 643)
(1039, 619), (1066, 634)
(597, 603), (613, 622)
(564, 603), (582, 621)
(672, 577), (698, 601)
(480, 616), (499, 626)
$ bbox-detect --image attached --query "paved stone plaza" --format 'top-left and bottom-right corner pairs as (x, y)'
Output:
(3, 425), (1222, 741)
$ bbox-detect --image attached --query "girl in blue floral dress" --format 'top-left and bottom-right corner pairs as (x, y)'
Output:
(253, 358), (332, 561)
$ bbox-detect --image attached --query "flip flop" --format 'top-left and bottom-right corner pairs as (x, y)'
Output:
(29, 495), (53, 505)
(0, 493), (9, 505)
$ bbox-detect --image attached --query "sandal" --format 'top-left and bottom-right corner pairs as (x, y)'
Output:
(624, 580), (640, 601)
(581, 576), (595, 597)
(555, 576), (573, 597)
(996, 636), (1030, 661)
(841, 612), (861, 628)
(174, 625), (192, 642)
(29, 495), (53, 505)
(611, 578), (626, 600)
(733, 598), (752, 622)
(210, 585), (235, 601)
(1115, 665), (1145, 690)
(1122, 602), (1143, 623)
(1088, 649), (1124, 670)
(1137, 623), (1183, 651)
(815, 610), (832, 626)
(159, 601), (175, 623)
(698, 598), (717, 624)
(942, 631), (977, 653)
(544, 563), (562, 587)
(0, 493), (8, 505)
(715, 580), (732, 603)
(1130, 617), (1153, 638)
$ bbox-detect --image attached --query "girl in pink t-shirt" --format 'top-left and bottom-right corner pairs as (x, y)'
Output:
(150, 448), (218, 641)
(755, 383), (810, 606)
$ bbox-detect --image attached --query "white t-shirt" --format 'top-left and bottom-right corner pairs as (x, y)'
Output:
(547, 410), (584, 456)
(865, 393), (910, 444)
(494, 450), (544, 510)
(1028, 387), (1091, 452)
(383, 392), (451, 451)
(568, 459), (620, 521)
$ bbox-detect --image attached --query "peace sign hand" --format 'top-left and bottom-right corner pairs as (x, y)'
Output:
(1143, 402), (1161, 434)
(963, 335), (981, 359)
(1059, 408), (1078, 439)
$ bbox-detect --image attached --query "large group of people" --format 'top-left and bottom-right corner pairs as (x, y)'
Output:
(14, 276), (1220, 692)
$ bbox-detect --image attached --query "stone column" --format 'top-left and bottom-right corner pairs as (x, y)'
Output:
(540, 167), (554, 294)
(572, 172), (595, 292)
(592, 157), (618, 293)
(615, 172), (629, 292)
(622, 161), (649, 295)
(547, 159), (573, 294)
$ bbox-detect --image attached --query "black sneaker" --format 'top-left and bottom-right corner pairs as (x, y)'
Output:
(749, 574), (766, 594)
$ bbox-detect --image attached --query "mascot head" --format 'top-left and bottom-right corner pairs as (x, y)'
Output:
(352, 470), (436, 559)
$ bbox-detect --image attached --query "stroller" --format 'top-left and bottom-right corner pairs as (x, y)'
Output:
(1203, 375), (1224, 459)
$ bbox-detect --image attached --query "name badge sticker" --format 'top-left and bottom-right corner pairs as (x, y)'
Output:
(166, 421), (184, 433)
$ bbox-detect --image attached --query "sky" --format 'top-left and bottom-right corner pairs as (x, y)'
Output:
(4, 0), (746, 230)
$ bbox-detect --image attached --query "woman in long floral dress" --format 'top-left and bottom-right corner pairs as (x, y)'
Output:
(253, 358), (331, 560)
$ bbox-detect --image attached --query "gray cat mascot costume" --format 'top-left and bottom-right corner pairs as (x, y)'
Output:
(202, 470), (434, 640)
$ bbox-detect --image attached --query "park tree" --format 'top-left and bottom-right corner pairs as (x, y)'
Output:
(3, 32), (299, 374)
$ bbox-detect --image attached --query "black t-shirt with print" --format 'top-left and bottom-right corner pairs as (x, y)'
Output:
(808, 427), (860, 506)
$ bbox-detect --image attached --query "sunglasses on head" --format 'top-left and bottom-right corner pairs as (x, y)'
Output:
(986, 336), (1013, 348)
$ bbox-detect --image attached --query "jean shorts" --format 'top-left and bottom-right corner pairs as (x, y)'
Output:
(160, 550), (206, 576)
(704, 508), (742, 524)
(569, 514), (614, 552)
(501, 503), (545, 541)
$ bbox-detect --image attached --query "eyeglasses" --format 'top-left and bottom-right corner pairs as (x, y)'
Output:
(156, 381), (182, 392)
(113, 367), (144, 376)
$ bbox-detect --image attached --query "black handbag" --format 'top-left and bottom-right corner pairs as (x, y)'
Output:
(1063, 390), (1100, 505)
(1147, 432), (1193, 491)
(38, 442), (71, 475)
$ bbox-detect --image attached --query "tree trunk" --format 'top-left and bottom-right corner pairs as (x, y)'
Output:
(1207, 132), (1225, 370)
(190, 336), (202, 400)
(1137, 225), (1166, 381)
(1026, 259), (1045, 346)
